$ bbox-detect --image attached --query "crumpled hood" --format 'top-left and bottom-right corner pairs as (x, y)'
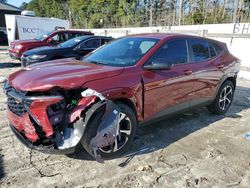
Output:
(8, 58), (124, 92)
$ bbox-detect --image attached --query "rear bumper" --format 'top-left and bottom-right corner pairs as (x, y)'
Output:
(10, 124), (75, 154)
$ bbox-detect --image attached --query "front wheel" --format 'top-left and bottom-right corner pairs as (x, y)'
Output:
(207, 80), (235, 115)
(81, 102), (137, 160)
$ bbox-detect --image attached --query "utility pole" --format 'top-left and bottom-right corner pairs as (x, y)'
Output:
(178, 0), (183, 26)
(67, 0), (72, 28)
(149, 0), (153, 27)
(238, 0), (244, 22)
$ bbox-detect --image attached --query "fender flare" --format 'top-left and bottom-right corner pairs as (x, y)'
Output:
(212, 73), (237, 100)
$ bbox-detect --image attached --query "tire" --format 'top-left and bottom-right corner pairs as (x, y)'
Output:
(81, 101), (137, 160)
(207, 80), (235, 115)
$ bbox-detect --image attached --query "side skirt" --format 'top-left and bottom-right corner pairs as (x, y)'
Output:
(140, 98), (213, 126)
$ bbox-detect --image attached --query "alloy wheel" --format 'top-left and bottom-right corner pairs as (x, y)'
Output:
(219, 85), (233, 111)
(99, 112), (132, 153)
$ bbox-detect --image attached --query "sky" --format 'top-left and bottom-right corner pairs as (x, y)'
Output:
(8, 0), (31, 8)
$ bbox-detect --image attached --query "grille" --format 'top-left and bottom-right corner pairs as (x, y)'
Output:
(7, 95), (27, 117)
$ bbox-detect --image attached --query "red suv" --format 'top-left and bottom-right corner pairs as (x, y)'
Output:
(8, 30), (93, 60)
(4, 34), (240, 162)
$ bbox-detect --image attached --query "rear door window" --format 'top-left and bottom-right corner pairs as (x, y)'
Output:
(147, 39), (188, 66)
(52, 33), (68, 42)
(80, 38), (101, 49)
(69, 33), (82, 39)
(68, 33), (76, 39)
(60, 33), (68, 42)
(189, 39), (209, 62)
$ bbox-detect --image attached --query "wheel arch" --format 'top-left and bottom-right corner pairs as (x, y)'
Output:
(214, 74), (237, 100)
(207, 76), (235, 115)
(225, 76), (237, 89)
(114, 98), (138, 121)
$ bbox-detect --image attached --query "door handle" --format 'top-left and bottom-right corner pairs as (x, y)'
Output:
(184, 70), (193, 75)
(217, 64), (224, 69)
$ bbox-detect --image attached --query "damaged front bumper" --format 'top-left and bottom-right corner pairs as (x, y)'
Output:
(4, 82), (123, 161)
(4, 82), (91, 154)
(9, 124), (75, 154)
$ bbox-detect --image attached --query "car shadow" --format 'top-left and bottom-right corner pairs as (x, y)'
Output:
(0, 62), (21, 69)
(0, 149), (4, 180)
(67, 85), (250, 164)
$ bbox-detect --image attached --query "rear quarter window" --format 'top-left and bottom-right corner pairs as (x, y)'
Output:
(189, 39), (209, 62)
(68, 33), (82, 39)
(212, 43), (223, 55)
(80, 38), (101, 49)
(101, 38), (112, 45)
(209, 42), (217, 57)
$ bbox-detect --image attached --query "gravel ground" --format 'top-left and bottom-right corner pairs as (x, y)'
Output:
(0, 53), (250, 188)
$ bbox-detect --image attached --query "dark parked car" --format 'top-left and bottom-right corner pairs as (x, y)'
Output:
(4, 34), (240, 162)
(8, 29), (93, 60)
(0, 31), (8, 44)
(21, 36), (113, 67)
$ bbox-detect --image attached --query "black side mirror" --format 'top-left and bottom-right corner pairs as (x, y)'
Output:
(144, 59), (173, 70)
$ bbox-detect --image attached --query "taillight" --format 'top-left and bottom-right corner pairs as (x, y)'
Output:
(236, 58), (241, 64)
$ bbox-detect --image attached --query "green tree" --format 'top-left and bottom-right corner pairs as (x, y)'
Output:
(20, 2), (28, 10)
(21, 0), (250, 28)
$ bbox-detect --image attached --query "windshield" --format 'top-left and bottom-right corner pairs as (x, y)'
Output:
(35, 31), (52, 40)
(83, 37), (159, 67)
(58, 37), (83, 48)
